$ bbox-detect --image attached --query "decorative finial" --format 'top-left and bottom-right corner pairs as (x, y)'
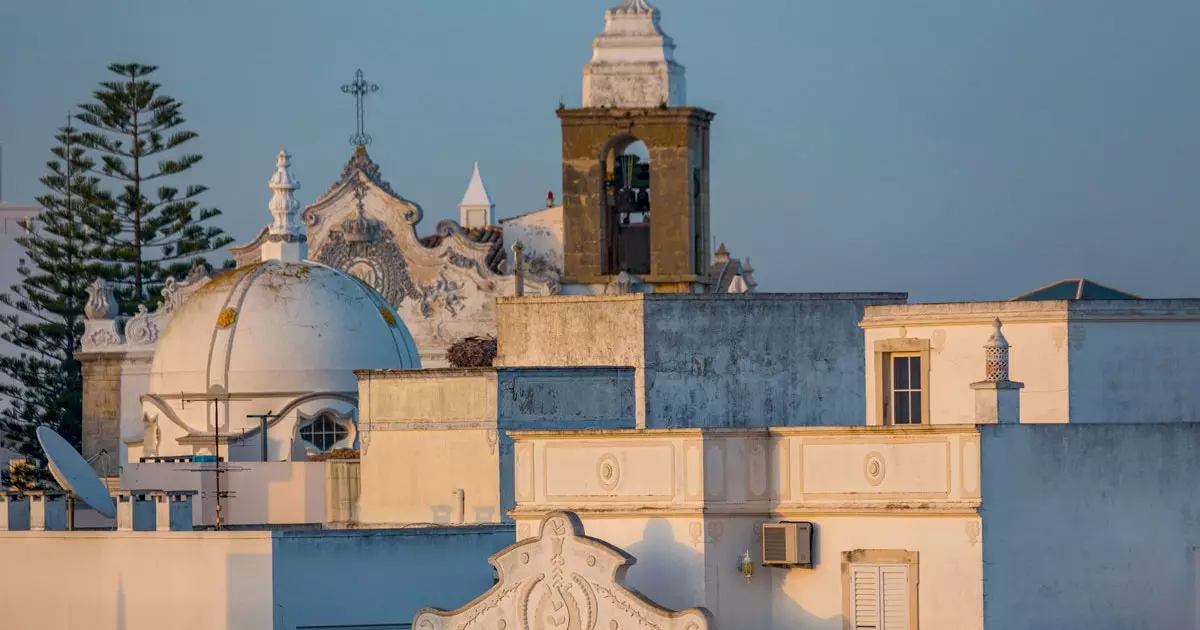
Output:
(268, 150), (302, 237)
(342, 69), (380, 146)
(262, 150), (307, 262)
(611, 0), (656, 13)
(85, 278), (118, 320)
(983, 318), (1011, 382)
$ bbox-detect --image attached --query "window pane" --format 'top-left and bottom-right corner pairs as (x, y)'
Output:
(893, 357), (909, 389)
(909, 356), (921, 388)
(894, 392), (910, 424)
(910, 392), (922, 424)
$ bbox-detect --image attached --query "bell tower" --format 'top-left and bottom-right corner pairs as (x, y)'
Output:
(559, 0), (714, 294)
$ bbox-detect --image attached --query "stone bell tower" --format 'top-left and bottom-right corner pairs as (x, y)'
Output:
(559, 0), (714, 294)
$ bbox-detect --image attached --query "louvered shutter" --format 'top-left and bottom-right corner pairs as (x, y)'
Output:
(851, 564), (909, 630)
(881, 565), (909, 630)
(851, 565), (880, 629)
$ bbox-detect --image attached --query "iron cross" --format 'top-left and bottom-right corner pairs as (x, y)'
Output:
(342, 69), (379, 146)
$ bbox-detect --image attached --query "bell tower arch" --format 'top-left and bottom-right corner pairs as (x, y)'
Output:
(559, 0), (714, 294)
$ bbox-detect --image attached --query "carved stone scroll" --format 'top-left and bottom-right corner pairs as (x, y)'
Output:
(412, 511), (711, 630)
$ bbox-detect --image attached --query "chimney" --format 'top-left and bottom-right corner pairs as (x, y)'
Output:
(970, 318), (1024, 424)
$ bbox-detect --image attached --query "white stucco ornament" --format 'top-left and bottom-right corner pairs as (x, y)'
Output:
(583, 0), (686, 108)
(413, 512), (710, 630)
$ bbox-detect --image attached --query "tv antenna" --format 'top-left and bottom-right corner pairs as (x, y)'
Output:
(245, 411), (279, 462)
(179, 384), (252, 530)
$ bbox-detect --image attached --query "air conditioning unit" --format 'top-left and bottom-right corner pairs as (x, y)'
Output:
(761, 521), (814, 568)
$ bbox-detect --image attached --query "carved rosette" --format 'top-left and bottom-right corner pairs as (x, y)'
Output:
(412, 512), (710, 630)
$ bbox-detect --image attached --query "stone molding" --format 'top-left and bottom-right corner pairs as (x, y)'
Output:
(412, 511), (710, 630)
(510, 427), (981, 516)
(861, 298), (1200, 328)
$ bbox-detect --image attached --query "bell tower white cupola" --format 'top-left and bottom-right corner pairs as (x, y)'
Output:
(458, 162), (495, 229)
(582, 0), (686, 109)
(261, 149), (307, 262)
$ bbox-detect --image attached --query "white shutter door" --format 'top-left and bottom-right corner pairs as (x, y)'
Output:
(851, 564), (909, 630)
(851, 565), (881, 629)
(880, 565), (910, 630)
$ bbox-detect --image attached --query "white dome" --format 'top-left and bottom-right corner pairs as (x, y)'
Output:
(149, 259), (420, 396)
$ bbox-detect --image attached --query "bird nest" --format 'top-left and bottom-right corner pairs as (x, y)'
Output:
(447, 336), (498, 368)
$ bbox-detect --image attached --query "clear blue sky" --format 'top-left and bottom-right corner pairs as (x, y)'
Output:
(3, 0), (1199, 302)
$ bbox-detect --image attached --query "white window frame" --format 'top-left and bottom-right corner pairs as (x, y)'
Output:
(842, 549), (919, 630)
(872, 339), (931, 426)
(297, 410), (353, 453)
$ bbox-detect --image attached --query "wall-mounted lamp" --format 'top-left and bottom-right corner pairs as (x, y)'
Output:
(738, 550), (755, 582)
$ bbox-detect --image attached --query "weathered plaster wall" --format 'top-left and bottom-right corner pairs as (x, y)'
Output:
(980, 423), (1200, 629)
(500, 205), (564, 277)
(643, 294), (904, 427)
(497, 295), (648, 424)
(511, 426), (981, 630)
(272, 525), (512, 629)
(81, 354), (123, 474)
(862, 318), (1070, 424)
(1069, 320), (1200, 423)
(498, 293), (905, 428)
(356, 367), (635, 525)
(0, 531), (274, 630)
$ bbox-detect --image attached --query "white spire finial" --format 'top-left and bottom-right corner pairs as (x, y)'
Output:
(459, 162), (495, 229)
(262, 149), (307, 262)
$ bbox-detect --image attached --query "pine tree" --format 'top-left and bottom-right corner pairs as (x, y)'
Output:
(77, 62), (232, 311)
(0, 121), (100, 483)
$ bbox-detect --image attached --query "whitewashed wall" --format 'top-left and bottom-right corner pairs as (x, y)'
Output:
(0, 525), (512, 630)
(980, 423), (1200, 629)
(511, 426), (982, 630)
(862, 300), (1200, 425)
(863, 319), (1070, 424)
(0, 531), (275, 630)
(122, 461), (341, 527)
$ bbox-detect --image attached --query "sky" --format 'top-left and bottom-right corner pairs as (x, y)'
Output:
(2, 0), (1200, 302)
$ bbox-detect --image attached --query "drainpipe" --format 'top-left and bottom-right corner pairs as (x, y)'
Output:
(452, 489), (465, 524)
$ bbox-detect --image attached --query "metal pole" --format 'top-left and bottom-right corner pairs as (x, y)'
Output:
(214, 401), (221, 531)
(245, 412), (274, 463)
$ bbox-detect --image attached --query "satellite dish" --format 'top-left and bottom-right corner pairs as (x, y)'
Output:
(36, 426), (116, 518)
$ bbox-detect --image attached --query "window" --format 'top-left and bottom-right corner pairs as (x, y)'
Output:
(850, 564), (910, 629)
(873, 339), (930, 426)
(298, 413), (349, 452)
(887, 355), (922, 425)
(843, 550), (918, 630)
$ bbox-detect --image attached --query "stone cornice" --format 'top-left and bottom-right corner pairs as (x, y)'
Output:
(498, 291), (906, 306)
(509, 424), (978, 440)
(860, 298), (1200, 328)
(556, 106), (716, 124)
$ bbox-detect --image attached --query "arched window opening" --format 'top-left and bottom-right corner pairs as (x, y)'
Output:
(602, 139), (651, 275)
(298, 413), (350, 453)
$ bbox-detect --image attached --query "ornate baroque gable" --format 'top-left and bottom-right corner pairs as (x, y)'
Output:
(413, 512), (711, 630)
(300, 147), (559, 365)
